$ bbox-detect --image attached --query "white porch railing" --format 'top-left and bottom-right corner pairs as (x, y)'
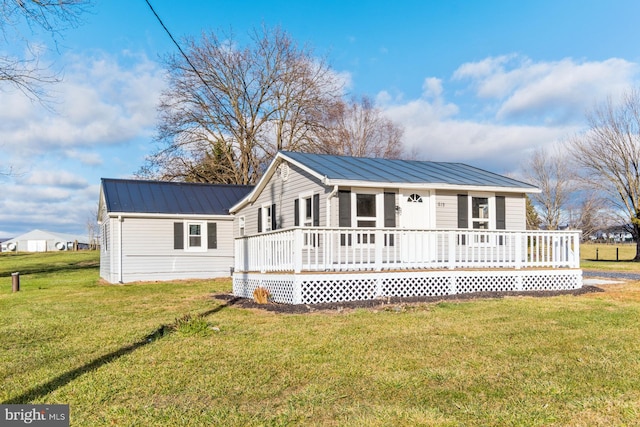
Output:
(234, 227), (581, 273)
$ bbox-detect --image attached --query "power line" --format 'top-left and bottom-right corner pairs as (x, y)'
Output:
(143, 0), (221, 105)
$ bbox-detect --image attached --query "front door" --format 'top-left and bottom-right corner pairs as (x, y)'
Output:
(399, 191), (433, 263)
(400, 191), (430, 229)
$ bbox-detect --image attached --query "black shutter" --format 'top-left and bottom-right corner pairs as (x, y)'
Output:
(338, 190), (351, 227)
(313, 193), (320, 226)
(294, 199), (300, 226)
(496, 196), (506, 230)
(384, 192), (396, 228)
(257, 208), (262, 233)
(457, 195), (468, 228)
(173, 222), (184, 249)
(271, 203), (277, 230)
(207, 223), (217, 249)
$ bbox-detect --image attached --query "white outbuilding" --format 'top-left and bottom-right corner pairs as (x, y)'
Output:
(1, 229), (89, 252)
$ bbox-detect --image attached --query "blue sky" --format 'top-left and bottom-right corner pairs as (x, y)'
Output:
(1, 0), (640, 237)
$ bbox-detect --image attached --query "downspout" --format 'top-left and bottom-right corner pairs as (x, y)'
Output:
(326, 185), (339, 227)
(118, 215), (123, 283)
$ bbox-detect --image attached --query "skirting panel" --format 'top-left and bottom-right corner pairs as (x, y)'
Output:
(233, 269), (582, 305)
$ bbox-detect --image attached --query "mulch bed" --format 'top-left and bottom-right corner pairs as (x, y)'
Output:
(212, 285), (604, 314)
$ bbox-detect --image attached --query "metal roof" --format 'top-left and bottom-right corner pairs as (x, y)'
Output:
(281, 151), (537, 189)
(101, 179), (254, 215)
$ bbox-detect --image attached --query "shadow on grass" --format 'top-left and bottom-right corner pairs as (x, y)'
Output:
(0, 260), (99, 278)
(3, 297), (240, 404)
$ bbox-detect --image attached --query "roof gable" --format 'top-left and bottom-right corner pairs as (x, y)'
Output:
(101, 179), (254, 215)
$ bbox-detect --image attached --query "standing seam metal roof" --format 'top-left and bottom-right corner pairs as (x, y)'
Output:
(101, 179), (254, 215)
(281, 151), (537, 188)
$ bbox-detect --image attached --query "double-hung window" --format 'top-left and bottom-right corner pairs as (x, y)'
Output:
(296, 193), (320, 246)
(188, 223), (202, 248)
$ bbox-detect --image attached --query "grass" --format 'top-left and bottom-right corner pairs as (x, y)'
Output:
(580, 242), (640, 271)
(1, 250), (640, 426)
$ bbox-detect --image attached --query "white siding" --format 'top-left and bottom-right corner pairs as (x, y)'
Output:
(435, 191), (459, 229)
(236, 161), (328, 235)
(504, 194), (526, 230)
(101, 216), (235, 283)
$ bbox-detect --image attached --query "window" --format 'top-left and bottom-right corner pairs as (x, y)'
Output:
(407, 194), (423, 203)
(239, 216), (245, 237)
(471, 197), (489, 230)
(304, 197), (313, 226)
(188, 223), (202, 248)
(356, 193), (376, 244)
(258, 204), (277, 233)
(264, 206), (272, 232)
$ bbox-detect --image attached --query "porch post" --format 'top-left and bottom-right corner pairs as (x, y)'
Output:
(448, 231), (456, 269)
(292, 276), (302, 304)
(375, 229), (383, 271)
(293, 228), (303, 273)
(573, 232), (581, 268)
(514, 232), (522, 269)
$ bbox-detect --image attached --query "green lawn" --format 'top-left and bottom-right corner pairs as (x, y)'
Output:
(1, 250), (640, 426)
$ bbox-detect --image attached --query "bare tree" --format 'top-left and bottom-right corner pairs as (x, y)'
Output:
(571, 88), (640, 260)
(522, 146), (575, 230)
(567, 193), (607, 241)
(315, 95), (405, 158)
(1, 0), (91, 101)
(140, 26), (345, 184)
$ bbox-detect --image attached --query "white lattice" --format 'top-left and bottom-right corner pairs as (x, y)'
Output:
(300, 277), (378, 304)
(234, 269), (583, 305)
(455, 274), (519, 293)
(382, 275), (450, 297)
(233, 275), (296, 304)
(522, 271), (581, 291)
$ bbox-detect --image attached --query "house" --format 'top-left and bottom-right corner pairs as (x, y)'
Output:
(1, 229), (89, 252)
(98, 178), (253, 283)
(230, 151), (582, 304)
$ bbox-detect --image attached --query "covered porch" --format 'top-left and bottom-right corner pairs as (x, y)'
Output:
(233, 227), (582, 304)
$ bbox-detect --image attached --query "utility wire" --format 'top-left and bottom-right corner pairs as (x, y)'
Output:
(143, 0), (222, 106)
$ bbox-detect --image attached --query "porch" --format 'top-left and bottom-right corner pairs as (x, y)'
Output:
(233, 227), (582, 304)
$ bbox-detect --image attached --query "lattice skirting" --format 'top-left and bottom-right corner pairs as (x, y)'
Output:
(233, 269), (583, 305)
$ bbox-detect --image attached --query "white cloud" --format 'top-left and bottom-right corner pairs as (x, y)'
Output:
(0, 51), (165, 158)
(0, 49), (163, 236)
(382, 55), (640, 172)
(22, 170), (88, 189)
(453, 55), (639, 125)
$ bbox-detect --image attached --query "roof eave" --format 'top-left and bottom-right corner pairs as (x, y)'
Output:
(107, 212), (234, 219)
(324, 178), (540, 193)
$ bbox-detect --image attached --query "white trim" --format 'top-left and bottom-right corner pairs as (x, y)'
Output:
(107, 212), (231, 220)
(261, 203), (273, 232)
(185, 221), (208, 252)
